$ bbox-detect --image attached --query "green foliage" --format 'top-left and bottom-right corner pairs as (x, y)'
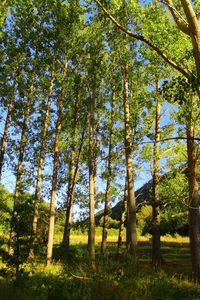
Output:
(99, 216), (120, 229)
(162, 75), (198, 105)
(0, 185), (13, 232)
(136, 170), (189, 236)
(137, 205), (152, 235)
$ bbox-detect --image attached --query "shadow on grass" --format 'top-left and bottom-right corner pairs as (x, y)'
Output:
(0, 240), (199, 300)
(1, 256), (200, 300)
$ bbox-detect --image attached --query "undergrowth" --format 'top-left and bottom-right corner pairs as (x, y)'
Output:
(0, 242), (200, 300)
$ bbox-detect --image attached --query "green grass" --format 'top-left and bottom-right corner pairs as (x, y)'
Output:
(0, 230), (199, 300)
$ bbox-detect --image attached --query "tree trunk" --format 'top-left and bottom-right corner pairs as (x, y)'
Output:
(62, 123), (86, 244)
(179, 0), (200, 72)
(29, 69), (55, 259)
(88, 93), (96, 262)
(8, 81), (34, 256)
(93, 122), (100, 199)
(101, 87), (115, 252)
(123, 63), (137, 259)
(0, 101), (13, 181)
(186, 117), (200, 282)
(46, 60), (68, 266)
(62, 150), (75, 245)
(152, 80), (161, 267)
(118, 176), (128, 253)
(62, 88), (82, 245)
(0, 66), (18, 181)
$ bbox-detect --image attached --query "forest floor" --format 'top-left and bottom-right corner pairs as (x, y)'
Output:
(0, 231), (200, 300)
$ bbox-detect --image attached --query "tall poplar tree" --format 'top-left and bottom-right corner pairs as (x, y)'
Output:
(46, 57), (68, 266)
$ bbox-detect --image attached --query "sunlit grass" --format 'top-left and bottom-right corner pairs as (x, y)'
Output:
(54, 230), (189, 245)
(161, 234), (189, 243)
(0, 229), (199, 300)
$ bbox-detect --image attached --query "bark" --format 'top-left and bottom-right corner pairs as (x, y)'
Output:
(88, 92), (96, 262)
(123, 63), (137, 259)
(186, 117), (200, 282)
(62, 150), (75, 245)
(101, 87), (115, 252)
(0, 67), (19, 180)
(164, 0), (190, 35)
(118, 176), (128, 253)
(166, 0), (200, 73)
(62, 120), (87, 245)
(152, 80), (161, 267)
(93, 123), (100, 200)
(46, 60), (68, 266)
(0, 101), (13, 181)
(29, 69), (55, 258)
(62, 89), (83, 245)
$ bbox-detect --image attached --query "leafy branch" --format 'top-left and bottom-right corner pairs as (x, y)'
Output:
(93, 0), (191, 79)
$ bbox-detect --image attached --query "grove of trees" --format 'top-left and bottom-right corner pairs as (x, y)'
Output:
(0, 0), (200, 285)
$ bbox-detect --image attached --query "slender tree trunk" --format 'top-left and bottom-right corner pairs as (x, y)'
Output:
(186, 117), (200, 282)
(29, 69), (55, 258)
(62, 89), (81, 245)
(62, 122), (87, 245)
(65, 118), (87, 245)
(179, 0), (200, 73)
(0, 101), (13, 181)
(46, 60), (68, 267)
(93, 122), (100, 200)
(88, 93), (96, 262)
(152, 80), (161, 267)
(8, 81), (34, 256)
(123, 63), (137, 259)
(0, 66), (19, 180)
(118, 176), (128, 253)
(101, 87), (115, 252)
(62, 150), (75, 245)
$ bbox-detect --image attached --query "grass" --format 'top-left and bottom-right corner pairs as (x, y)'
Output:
(0, 229), (199, 300)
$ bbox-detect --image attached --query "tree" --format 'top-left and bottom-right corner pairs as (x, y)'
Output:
(152, 80), (161, 267)
(101, 81), (116, 252)
(29, 64), (55, 259)
(46, 57), (68, 266)
(8, 51), (38, 256)
(122, 62), (137, 258)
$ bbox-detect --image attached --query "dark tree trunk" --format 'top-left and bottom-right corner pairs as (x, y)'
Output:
(186, 118), (200, 282)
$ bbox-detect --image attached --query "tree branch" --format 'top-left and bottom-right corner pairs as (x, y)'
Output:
(161, 0), (190, 35)
(94, 0), (191, 79)
(180, 0), (199, 33)
(134, 137), (200, 145)
(0, 0), (8, 9)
